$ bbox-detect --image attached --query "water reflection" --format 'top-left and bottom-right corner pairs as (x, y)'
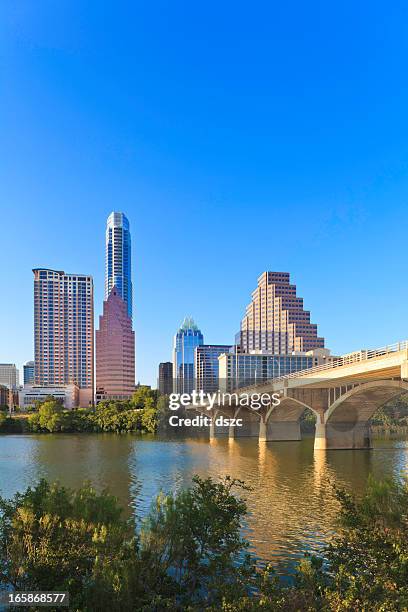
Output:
(0, 433), (407, 571)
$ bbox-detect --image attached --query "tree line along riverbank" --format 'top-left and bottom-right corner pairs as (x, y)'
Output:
(2, 389), (408, 436)
(0, 386), (163, 434)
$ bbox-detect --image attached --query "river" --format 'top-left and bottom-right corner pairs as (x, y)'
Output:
(0, 433), (407, 574)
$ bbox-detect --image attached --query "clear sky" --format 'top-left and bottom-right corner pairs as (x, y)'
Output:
(1, 1), (408, 387)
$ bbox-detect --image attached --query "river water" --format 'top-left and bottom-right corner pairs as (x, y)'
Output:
(0, 433), (407, 574)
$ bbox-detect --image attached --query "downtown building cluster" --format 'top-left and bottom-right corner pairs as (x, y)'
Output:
(159, 271), (335, 396)
(1, 227), (334, 409)
(17, 212), (136, 409)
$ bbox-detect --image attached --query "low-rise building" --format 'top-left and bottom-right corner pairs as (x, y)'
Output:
(19, 385), (79, 410)
(218, 349), (336, 391)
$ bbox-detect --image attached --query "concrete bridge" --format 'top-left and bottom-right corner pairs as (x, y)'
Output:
(190, 341), (408, 450)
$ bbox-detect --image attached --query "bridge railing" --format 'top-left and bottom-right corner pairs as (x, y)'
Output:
(236, 340), (408, 392)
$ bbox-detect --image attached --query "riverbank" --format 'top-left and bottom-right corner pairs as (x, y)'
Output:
(1, 451), (407, 611)
(372, 424), (408, 435)
(3, 410), (408, 439)
(1, 433), (407, 569)
(0, 387), (161, 435)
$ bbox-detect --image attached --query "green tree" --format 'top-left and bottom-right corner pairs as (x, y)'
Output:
(0, 480), (145, 611)
(27, 411), (41, 432)
(37, 397), (64, 432)
(0, 477), (257, 611)
(244, 476), (408, 611)
(0, 413), (23, 434)
(140, 475), (256, 607)
(2, 473), (407, 610)
(131, 385), (157, 409)
(140, 405), (157, 432)
(321, 476), (408, 610)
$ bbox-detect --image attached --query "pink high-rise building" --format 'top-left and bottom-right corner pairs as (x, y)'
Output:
(95, 289), (135, 401)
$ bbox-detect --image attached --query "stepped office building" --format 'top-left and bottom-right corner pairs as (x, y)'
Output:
(105, 212), (133, 319)
(238, 272), (325, 354)
(96, 289), (135, 402)
(33, 268), (94, 406)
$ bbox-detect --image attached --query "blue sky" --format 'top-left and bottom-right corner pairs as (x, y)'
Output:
(1, 1), (408, 386)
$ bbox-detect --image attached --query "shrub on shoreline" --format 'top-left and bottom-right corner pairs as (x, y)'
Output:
(0, 474), (407, 611)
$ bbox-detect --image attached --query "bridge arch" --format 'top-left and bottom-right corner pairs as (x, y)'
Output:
(257, 396), (321, 442)
(324, 380), (408, 425)
(266, 396), (322, 425)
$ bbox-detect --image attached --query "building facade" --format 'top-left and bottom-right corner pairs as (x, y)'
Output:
(23, 361), (35, 386)
(173, 317), (204, 393)
(33, 268), (94, 406)
(195, 345), (233, 392)
(95, 289), (135, 402)
(105, 212), (133, 319)
(0, 385), (8, 408)
(158, 362), (173, 395)
(0, 364), (19, 389)
(19, 385), (79, 410)
(238, 272), (325, 354)
(219, 349), (334, 391)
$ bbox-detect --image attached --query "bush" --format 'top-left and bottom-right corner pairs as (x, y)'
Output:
(0, 476), (253, 611)
(1, 475), (408, 610)
(0, 414), (23, 434)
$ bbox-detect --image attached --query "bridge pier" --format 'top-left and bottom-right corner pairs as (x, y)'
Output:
(208, 409), (230, 437)
(314, 422), (372, 450)
(229, 408), (260, 438)
(259, 419), (301, 441)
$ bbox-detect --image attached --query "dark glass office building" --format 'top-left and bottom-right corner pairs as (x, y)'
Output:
(195, 345), (233, 392)
(158, 362), (173, 395)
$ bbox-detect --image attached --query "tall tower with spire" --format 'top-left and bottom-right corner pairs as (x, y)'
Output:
(105, 212), (133, 319)
(97, 212), (135, 399)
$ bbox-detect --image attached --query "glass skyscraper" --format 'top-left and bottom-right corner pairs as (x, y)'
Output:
(105, 212), (133, 319)
(173, 317), (204, 393)
(219, 352), (318, 391)
(194, 345), (233, 392)
(23, 361), (35, 386)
